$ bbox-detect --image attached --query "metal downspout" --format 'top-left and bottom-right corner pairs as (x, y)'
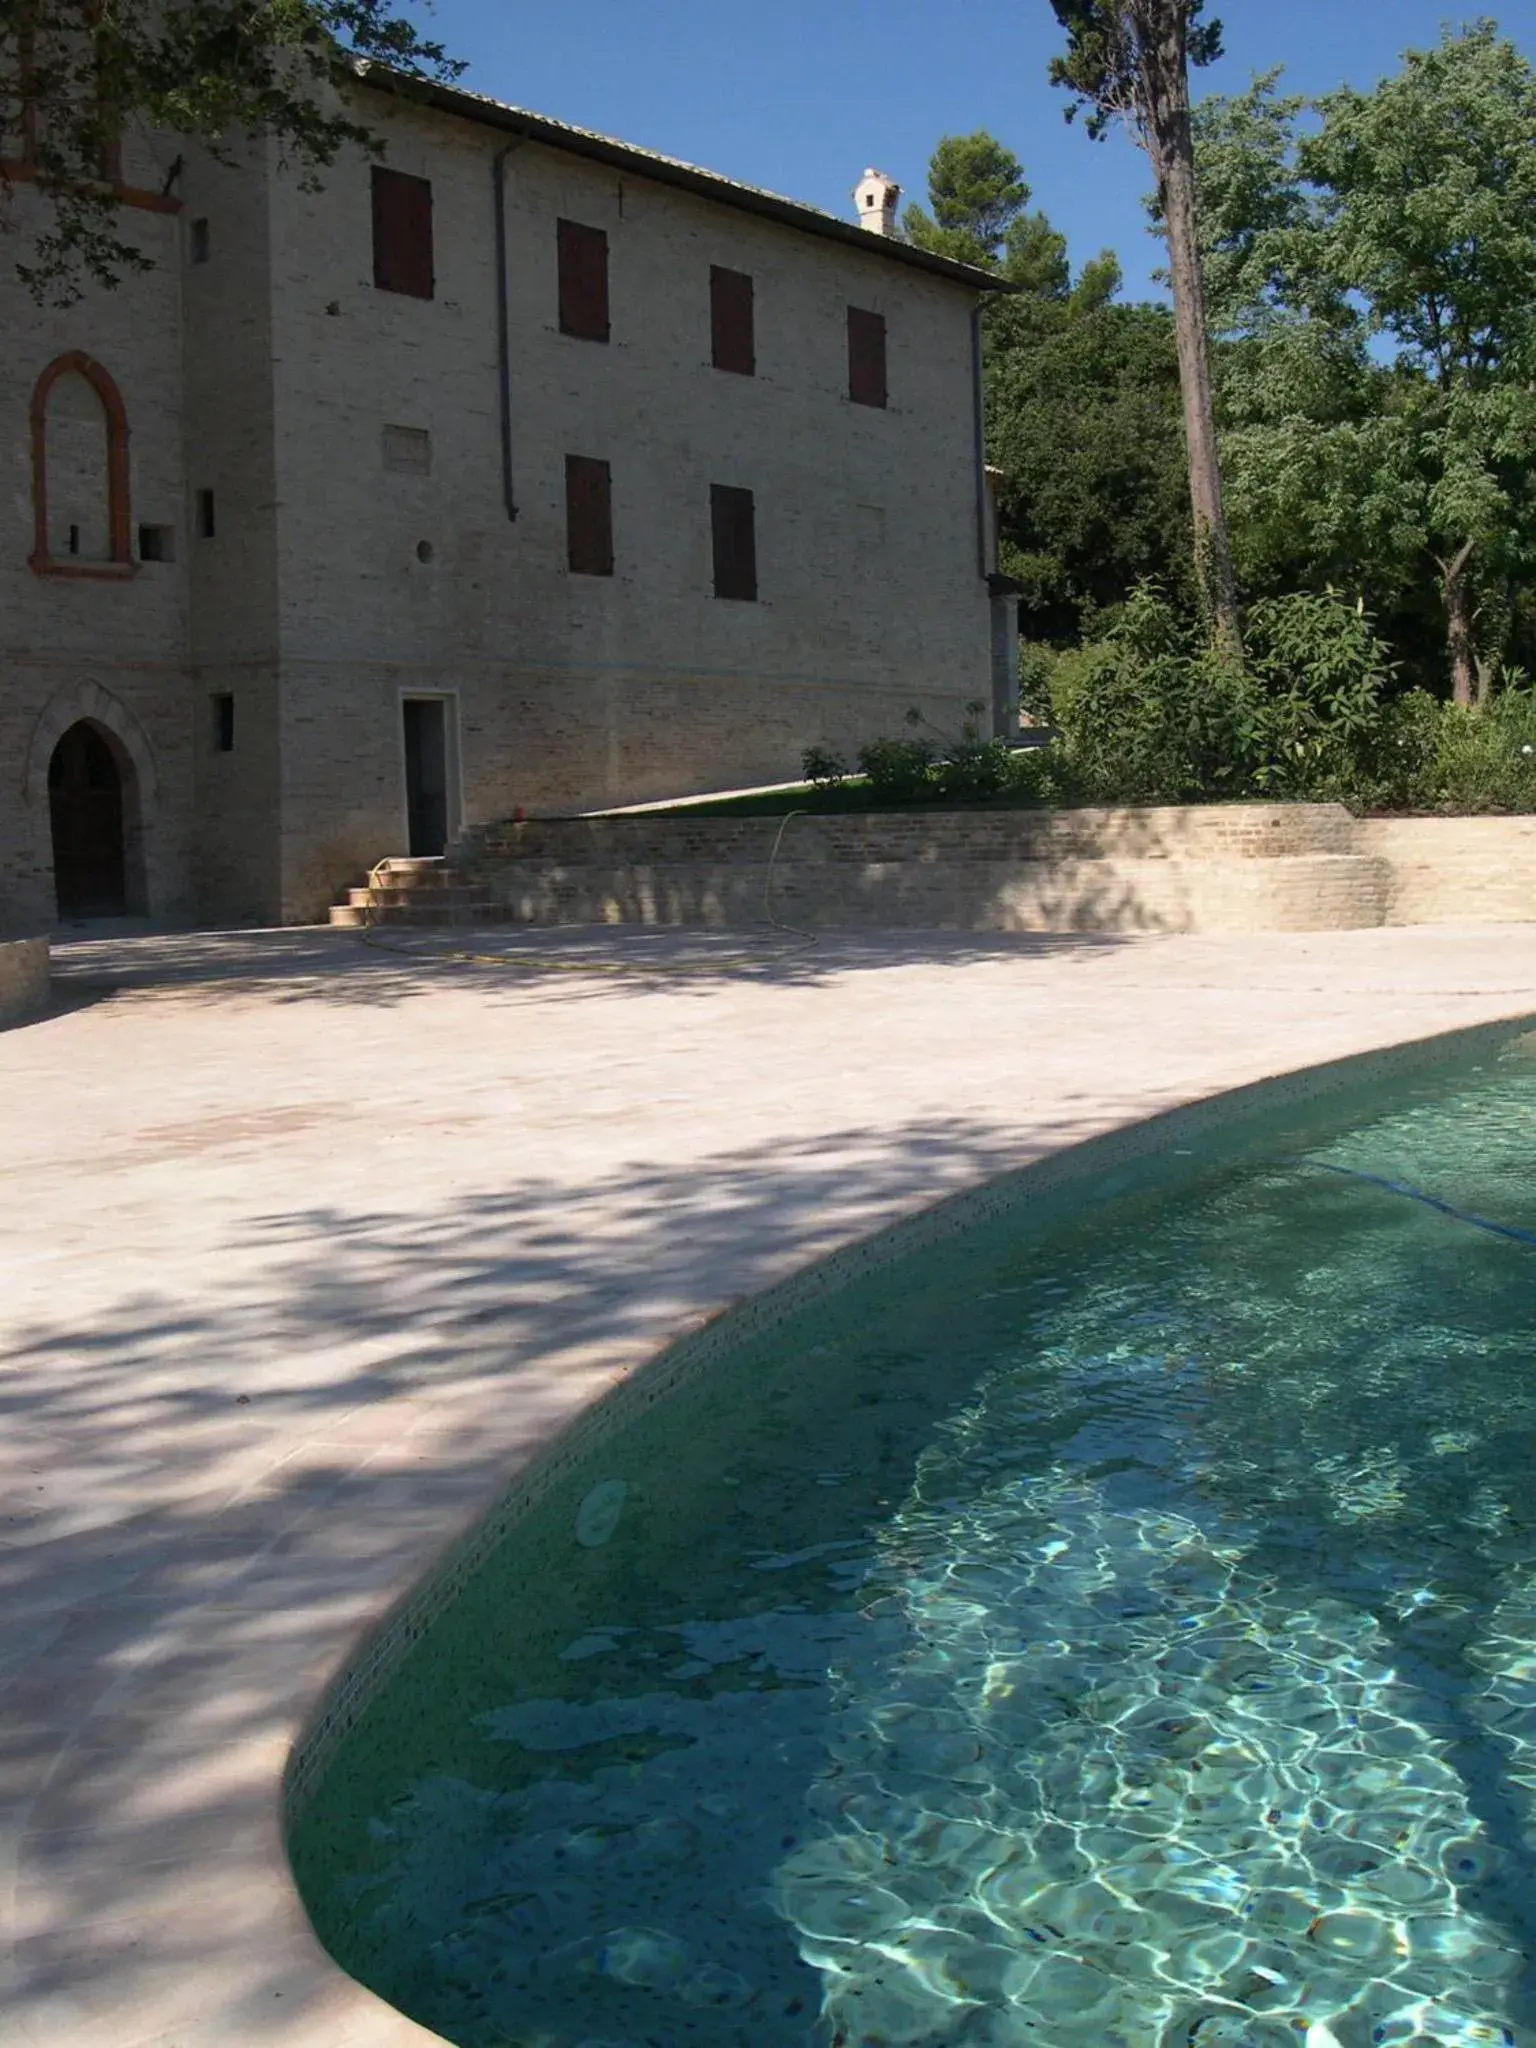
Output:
(970, 301), (989, 578)
(493, 139), (525, 522)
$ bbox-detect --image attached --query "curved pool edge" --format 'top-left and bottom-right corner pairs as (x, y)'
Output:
(282, 1004), (1536, 1857)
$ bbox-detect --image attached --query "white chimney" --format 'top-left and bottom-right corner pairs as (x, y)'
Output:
(853, 168), (900, 237)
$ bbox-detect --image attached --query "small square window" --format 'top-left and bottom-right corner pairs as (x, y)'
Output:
(138, 523), (174, 562)
(189, 217), (210, 264)
(382, 425), (432, 475)
(211, 694), (235, 753)
(195, 489), (216, 538)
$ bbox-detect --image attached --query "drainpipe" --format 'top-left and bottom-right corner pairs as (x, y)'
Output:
(970, 301), (988, 579)
(493, 138), (527, 523)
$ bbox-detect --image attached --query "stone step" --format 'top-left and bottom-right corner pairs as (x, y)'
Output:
(345, 883), (489, 909)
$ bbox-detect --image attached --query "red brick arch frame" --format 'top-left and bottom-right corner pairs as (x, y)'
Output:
(29, 351), (136, 579)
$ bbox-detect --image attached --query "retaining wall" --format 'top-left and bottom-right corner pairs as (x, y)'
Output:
(0, 938), (50, 1025)
(350, 804), (1536, 936)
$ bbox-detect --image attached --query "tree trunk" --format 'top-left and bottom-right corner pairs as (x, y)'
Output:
(1441, 540), (1476, 707)
(1137, 3), (1241, 649)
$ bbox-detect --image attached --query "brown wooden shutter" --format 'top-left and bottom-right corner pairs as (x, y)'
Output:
(372, 167), (434, 299)
(711, 484), (757, 601)
(710, 266), (755, 374)
(566, 455), (614, 576)
(558, 219), (610, 341)
(847, 305), (887, 408)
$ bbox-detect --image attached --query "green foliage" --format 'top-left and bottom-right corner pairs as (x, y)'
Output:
(987, 297), (1191, 640)
(1047, 1), (1225, 143)
(2, 0), (463, 301)
(1194, 26), (1536, 696)
(934, 737), (1014, 800)
(1239, 591), (1398, 795)
(1052, 582), (1400, 803)
(1053, 585), (1253, 802)
(856, 736), (937, 803)
(1425, 694), (1536, 814)
(901, 131), (1031, 269)
(801, 746), (848, 790)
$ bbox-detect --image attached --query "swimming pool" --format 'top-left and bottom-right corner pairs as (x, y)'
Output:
(288, 1022), (1536, 2047)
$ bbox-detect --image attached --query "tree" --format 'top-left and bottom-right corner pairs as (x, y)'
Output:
(902, 125), (1119, 297)
(1195, 29), (1536, 703)
(1048, 0), (1240, 646)
(986, 295), (1191, 639)
(0, 0), (461, 303)
(900, 130), (1031, 269)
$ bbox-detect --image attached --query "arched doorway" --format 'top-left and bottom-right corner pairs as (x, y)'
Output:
(49, 721), (129, 917)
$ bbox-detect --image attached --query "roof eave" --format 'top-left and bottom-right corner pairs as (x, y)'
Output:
(352, 64), (1018, 295)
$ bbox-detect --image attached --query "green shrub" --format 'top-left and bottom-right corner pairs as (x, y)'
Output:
(857, 735), (936, 802)
(935, 736), (1014, 799)
(1050, 583), (1405, 806)
(801, 745), (848, 790)
(1052, 584), (1257, 802)
(1018, 642), (1056, 726)
(1239, 591), (1397, 798)
(1425, 691), (1536, 813)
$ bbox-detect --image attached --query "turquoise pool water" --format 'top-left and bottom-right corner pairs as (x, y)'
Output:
(291, 1032), (1536, 2047)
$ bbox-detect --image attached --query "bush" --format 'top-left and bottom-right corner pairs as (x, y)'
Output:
(856, 735), (936, 802)
(935, 736), (1014, 799)
(1050, 582), (1405, 806)
(1239, 591), (1397, 798)
(1053, 584), (1257, 802)
(801, 745), (848, 790)
(1424, 691), (1536, 813)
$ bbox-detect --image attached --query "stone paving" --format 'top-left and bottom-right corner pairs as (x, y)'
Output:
(4, 920), (1536, 2046)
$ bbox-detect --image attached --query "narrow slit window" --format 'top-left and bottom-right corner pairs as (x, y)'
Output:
(196, 489), (216, 538)
(372, 166), (434, 299)
(211, 693), (234, 753)
(710, 266), (755, 375)
(565, 455), (614, 577)
(848, 305), (888, 408)
(557, 219), (610, 341)
(189, 218), (210, 264)
(710, 483), (757, 602)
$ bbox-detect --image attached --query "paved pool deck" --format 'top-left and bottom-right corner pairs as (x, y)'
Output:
(5, 919), (1536, 2046)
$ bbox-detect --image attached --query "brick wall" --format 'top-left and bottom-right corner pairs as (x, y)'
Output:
(262, 98), (995, 919)
(0, 937), (49, 1024)
(438, 803), (1536, 936)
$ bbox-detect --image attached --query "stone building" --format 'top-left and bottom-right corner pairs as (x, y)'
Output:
(1, 66), (1016, 931)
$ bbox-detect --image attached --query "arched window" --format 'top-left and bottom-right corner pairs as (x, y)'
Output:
(29, 352), (134, 578)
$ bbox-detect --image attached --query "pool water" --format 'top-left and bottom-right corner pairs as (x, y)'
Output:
(291, 1034), (1536, 2048)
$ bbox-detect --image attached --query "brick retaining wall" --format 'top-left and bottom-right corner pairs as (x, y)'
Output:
(337, 804), (1536, 935)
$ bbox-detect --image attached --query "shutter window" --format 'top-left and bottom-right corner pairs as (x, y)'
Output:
(566, 455), (614, 576)
(710, 265), (755, 375)
(558, 219), (610, 341)
(847, 305), (887, 408)
(710, 484), (757, 601)
(372, 167), (434, 299)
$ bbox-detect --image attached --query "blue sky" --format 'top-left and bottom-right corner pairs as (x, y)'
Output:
(421, 1), (1536, 301)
